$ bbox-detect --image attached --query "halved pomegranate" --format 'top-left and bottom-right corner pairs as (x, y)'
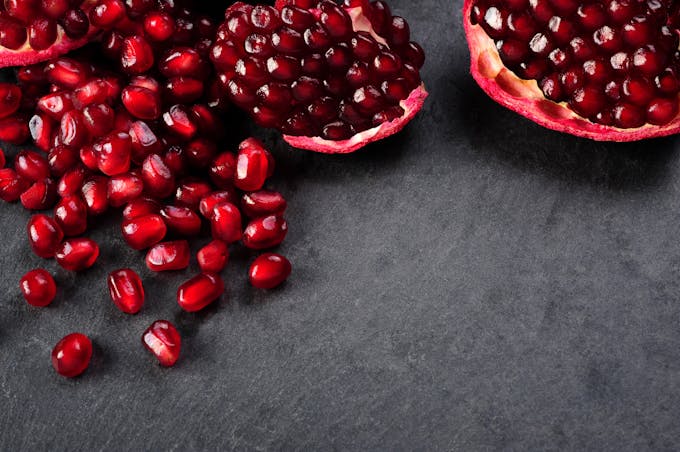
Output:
(0, 0), (99, 68)
(464, 0), (680, 141)
(211, 0), (427, 153)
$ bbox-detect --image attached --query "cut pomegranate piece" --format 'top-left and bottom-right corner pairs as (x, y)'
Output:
(211, 1), (427, 153)
(197, 239), (229, 273)
(27, 214), (64, 258)
(242, 215), (288, 250)
(121, 213), (167, 250)
(55, 237), (99, 271)
(51, 332), (93, 378)
(145, 240), (190, 271)
(108, 268), (144, 314)
(20, 268), (57, 307)
(142, 319), (181, 367)
(249, 253), (292, 289)
(177, 272), (224, 312)
(464, 0), (680, 140)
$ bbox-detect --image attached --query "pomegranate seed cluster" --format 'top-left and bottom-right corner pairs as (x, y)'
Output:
(211, 1), (425, 140)
(471, 0), (680, 128)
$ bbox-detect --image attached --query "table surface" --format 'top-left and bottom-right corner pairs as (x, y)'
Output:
(3, 1), (680, 450)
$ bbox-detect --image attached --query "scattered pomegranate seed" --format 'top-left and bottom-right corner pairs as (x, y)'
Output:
(145, 240), (190, 271)
(20, 269), (57, 307)
(241, 190), (287, 218)
(249, 253), (292, 289)
(197, 240), (229, 273)
(242, 215), (288, 250)
(121, 213), (167, 250)
(210, 202), (242, 243)
(55, 237), (99, 271)
(27, 214), (64, 258)
(51, 332), (93, 378)
(108, 268), (144, 314)
(234, 138), (272, 191)
(177, 272), (224, 312)
(142, 320), (181, 367)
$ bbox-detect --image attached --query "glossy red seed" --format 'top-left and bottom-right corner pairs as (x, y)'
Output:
(0, 168), (30, 202)
(210, 202), (242, 243)
(197, 240), (229, 273)
(107, 172), (144, 207)
(89, 0), (126, 27)
(199, 190), (238, 219)
(27, 214), (64, 258)
(122, 197), (160, 220)
(47, 145), (79, 177)
(209, 151), (237, 188)
(21, 178), (58, 210)
(121, 213), (167, 250)
(241, 190), (287, 218)
(121, 35), (155, 75)
(0, 116), (29, 144)
(37, 91), (74, 120)
(0, 83), (22, 119)
(144, 11), (175, 41)
(177, 273), (224, 312)
(81, 176), (109, 216)
(160, 205), (202, 236)
(52, 333), (92, 378)
(234, 138), (272, 191)
(142, 320), (181, 367)
(145, 240), (190, 271)
(185, 138), (217, 168)
(94, 132), (132, 176)
(159, 47), (203, 78)
(249, 253), (292, 289)
(46, 59), (90, 89)
(54, 195), (88, 237)
(162, 104), (197, 140)
(129, 121), (162, 163)
(108, 268), (144, 314)
(242, 215), (288, 250)
(55, 238), (99, 271)
(175, 179), (212, 210)
(121, 85), (161, 120)
(57, 167), (87, 198)
(60, 110), (88, 149)
(15, 150), (50, 182)
(20, 269), (57, 307)
(141, 154), (175, 199)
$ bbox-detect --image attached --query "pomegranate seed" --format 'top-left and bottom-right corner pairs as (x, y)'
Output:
(162, 145), (187, 176)
(242, 215), (288, 250)
(81, 176), (109, 216)
(199, 190), (238, 219)
(177, 273), (224, 312)
(175, 179), (212, 210)
(121, 35), (155, 75)
(160, 47), (204, 78)
(60, 110), (88, 149)
(162, 104), (197, 139)
(82, 103), (115, 137)
(62, 8), (90, 38)
(108, 268), (144, 314)
(241, 190), (287, 218)
(51, 333), (93, 378)
(54, 195), (88, 237)
(20, 178), (58, 210)
(164, 77), (204, 103)
(141, 154), (175, 198)
(122, 197), (160, 220)
(27, 214), (63, 258)
(89, 0), (126, 28)
(121, 214), (167, 250)
(145, 240), (190, 271)
(185, 138), (217, 168)
(129, 120), (162, 163)
(107, 172), (144, 207)
(0, 116), (29, 144)
(37, 91), (74, 120)
(144, 11), (175, 42)
(0, 18), (28, 50)
(210, 202), (242, 244)
(15, 150), (50, 182)
(57, 166), (87, 197)
(46, 59), (90, 89)
(0, 168), (30, 202)
(94, 132), (132, 176)
(55, 238), (99, 271)
(0, 83), (21, 119)
(234, 138), (272, 191)
(197, 240), (229, 273)
(160, 205), (202, 236)
(20, 269), (57, 307)
(121, 85), (161, 120)
(48, 145), (79, 177)
(142, 320), (181, 367)
(74, 79), (118, 109)
(209, 151), (237, 188)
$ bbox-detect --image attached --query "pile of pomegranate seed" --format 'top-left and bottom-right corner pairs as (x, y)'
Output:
(0, 1), (296, 377)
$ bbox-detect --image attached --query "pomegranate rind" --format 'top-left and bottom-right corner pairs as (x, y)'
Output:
(283, 83), (428, 153)
(463, 0), (680, 142)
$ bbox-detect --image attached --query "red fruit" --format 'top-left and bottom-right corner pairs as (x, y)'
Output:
(175, 179), (212, 210)
(159, 47), (204, 78)
(55, 237), (99, 271)
(210, 202), (242, 244)
(0, 83), (22, 118)
(160, 205), (202, 236)
(108, 268), (144, 314)
(15, 150), (50, 182)
(27, 214), (63, 258)
(464, 0), (680, 140)
(199, 190), (238, 219)
(141, 154), (175, 198)
(29, 114), (54, 151)
(37, 91), (74, 120)
(82, 103), (115, 136)
(0, 116), (29, 144)
(93, 132), (132, 176)
(142, 320), (181, 367)
(46, 58), (91, 89)
(242, 215), (288, 250)
(162, 104), (197, 139)
(129, 120), (162, 163)
(81, 175), (109, 215)
(144, 11), (175, 42)
(234, 138), (272, 191)
(241, 190), (287, 218)
(211, 1), (427, 153)
(0, 168), (30, 202)
(107, 172), (144, 207)
(209, 151), (237, 188)
(20, 178), (58, 210)
(20, 268), (57, 307)
(249, 253), (291, 289)
(121, 213), (166, 250)
(185, 138), (217, 168)
(51, 333), (92, 378)
(89, 0), (125, 28)
(47, 145), (79, 177)
(59, 109), (88, 149)
(122, 196), (160, 220)
(145, 240), (190, 271)
(57, 166), (87, 197)
(177, 272), (224, 312)
(121, 35), (155, 75)
(121, 85), (161, 120)
(197, 240), (229, 273)
(54, 195), (88, 236)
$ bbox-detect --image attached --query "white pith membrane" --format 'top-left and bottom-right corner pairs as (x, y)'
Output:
(276, 0), (428, 153)
(463, 0), (680, 142)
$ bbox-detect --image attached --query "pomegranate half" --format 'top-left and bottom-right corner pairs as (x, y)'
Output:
(464, 0), (680, 141)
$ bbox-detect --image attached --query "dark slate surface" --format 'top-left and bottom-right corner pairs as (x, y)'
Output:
(2, 1), (680, 450)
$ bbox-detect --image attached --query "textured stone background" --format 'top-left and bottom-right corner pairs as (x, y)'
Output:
(2, 0), (680, 450)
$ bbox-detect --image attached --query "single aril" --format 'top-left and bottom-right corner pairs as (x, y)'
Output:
(37, 91), (74, 120)
(55, 237), (99, 271)
(210, 202), (242, 244)
(54, 195), (88, 236)
(209, 151), (237, 189)
(47, 145), (79, 177)
(122, 196), (160, 220)
(20, 268), (57, 307)
(82, 103), (115, 137)
(129, 120), (162, 163)
(108, 268), (144, 314)
(145, 240), (190, 271)
(177, 272), (224, 312)
(59, 109), (88, 149)
(46, 58), (91, 89)
(141, 153), (175, 198)
(107, 172), (144, 207)
(464, 0), (680, 140)
(185, 138), (217, 168)
(121, 213), (166, 250)
(81, 175), (109, 215)
(144, 11), (175, 42)
(164, 77), (204, 104)
(241, 190), (287, 218)
(93, 132), (132, 176)
(51, 332), (93, 378)
(121, 85), (161, 120)
(30, 112), (54, 150)
(27, 214), (64, 258)
(120, 35), (155, 75)
(249, 253), (292, 289)
(162, 104), (197, 139)
(234, 137), (272, 191)
(142, 320), (181, 367)
(0, 168), (30, 202)
(197, 239), (229, 273)
(159, 46), (205, 78)
(0, 116), (29, 144)
(174, 179), (212, 210)
(160, 205), (202, 236)
(15, 150), (50, 182)
(199, 189), (238, 219)
(0, 83), (22, 118)
(57, 166), (87, 197)
(242, 215), (288, 250)
(211, 1), (427, 153)
(20, 178), (58, 210)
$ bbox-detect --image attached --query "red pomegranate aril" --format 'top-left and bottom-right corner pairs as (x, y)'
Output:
(184, 138), (216, 169)
(82, 103), (115, 137)
(107, 172), (144, 207)
(144, 11), (175, 41)
(142, 320), (180, 367)
(81, 176), (109, 216)
(164, 77), (204, 103)
(60, 110), (88, 149)
(141, 154), (175, 199)
(46, 59), (90, 90)
(162, 104), (197, 139)
(0, 116), (29, 144)
(27, 214), (63, 258)
(62, 9), (90, 39)
(648, 98), (679, 125)
(122, 196), (160, 220)
(175, 179), (212, 210)
(242, 215), (288, 250)
(249, 253), (291, 289)
(197, 240), (229, 273)
(162, 145), (186, 176)
(121, 213), (166, 250)
(0, 168), (29, 202)
(129, 120), (162, 163)
(122, 85), (161, 120)
(80, 146), (99, 171)
(121, 35), (155, 75)
(37, 91), (74, 120)
(210, 202), (242, 244)
(0, 83), (21, 119)
(0, 18), (27, 50)
(241, 190), (287, 218)
(55, 238), (99, 271)
(15, 150), (50, 182)
(159, 47), (203, 78)
(89, 0), (126, 27)
(108, 268), (144, 314)
(52, 333), (93, 378)
(145, 240), (190, 271)
(199, 190), (238, 219)
(57, 166), (86, 197)
(93, 132), (132, 176)
(20, 178), (58, 210)
(177, 272), (224, 312)
(160, 205), (202, 236)
(234, 138), (271, 191)
(54, 195), (88, 236)
(28, 17), (57, 50)
(20, 268), (57, 307)
(29, 114), (54, 152)
(209, 151), (237, 189)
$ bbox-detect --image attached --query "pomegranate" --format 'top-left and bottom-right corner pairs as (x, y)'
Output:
(20, 268), (57, 307)
(211, 1), (428, 153)
(464, 0), (680, 140)
(249, 253), (292, 289)
(51, 332), (93, 378)
(142, 319), (181, 367)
